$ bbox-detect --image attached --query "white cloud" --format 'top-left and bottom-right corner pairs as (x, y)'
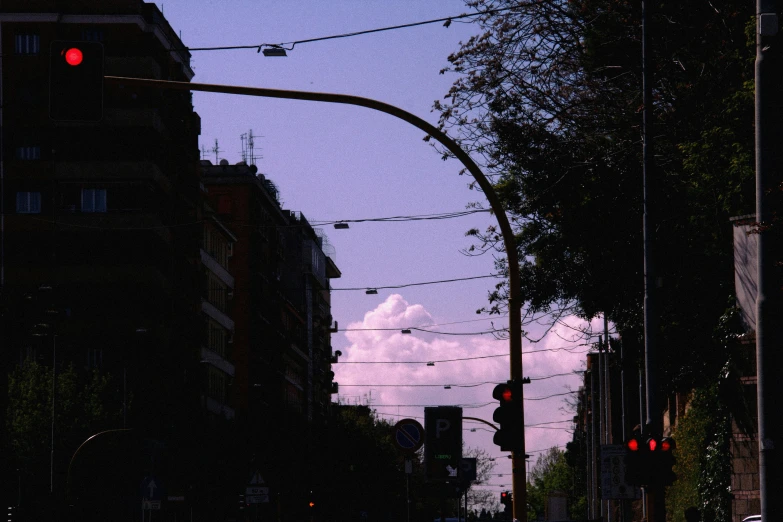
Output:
(333, 294), (598, 477)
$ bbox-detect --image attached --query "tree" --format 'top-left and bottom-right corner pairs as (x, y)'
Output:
(436, 0), (756, 394)
(526, 447), (583, 521)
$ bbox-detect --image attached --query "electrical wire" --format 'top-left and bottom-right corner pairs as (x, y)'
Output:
(335, 372), (579, 388)
(11, 208), (489, 231)
(333, 273), (502, 291)
(168, 2), (539, 54)
(336, 343), (592, 364)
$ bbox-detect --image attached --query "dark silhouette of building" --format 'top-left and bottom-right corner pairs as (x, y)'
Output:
(201, 159), (341, 519)
(0, 1), (219, 518)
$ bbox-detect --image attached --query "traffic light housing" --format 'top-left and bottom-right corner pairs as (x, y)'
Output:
(624, 433), (650, 486)
(624, 434), (677, 487)
(500, 490), (513, 514)
(49, 40), (104, 121)
(492, 379), (523, 451)
(658, 437), (677, 486)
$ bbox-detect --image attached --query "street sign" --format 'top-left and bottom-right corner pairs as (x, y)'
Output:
(600, 444), (642, 499)
(424, 406), (463, 480)
(393, 418), (425, 453)
(142, 500), (161, 510)
(140, 476), (162, 501)
(459, 458), (477, 482)
(249, 470), (265, 485)
(246, 486), (270, 504)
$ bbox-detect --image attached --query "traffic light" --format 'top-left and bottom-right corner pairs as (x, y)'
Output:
(492, 380), (523, 451)
(624, 433), (650, 486)
(500, 490), (513, 514)
(624, 433), (677, 487)
(658, 437), (677, 486)
(49, 40), (104, 121)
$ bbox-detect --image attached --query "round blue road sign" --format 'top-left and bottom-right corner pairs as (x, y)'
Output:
(394, 418), (425, 453)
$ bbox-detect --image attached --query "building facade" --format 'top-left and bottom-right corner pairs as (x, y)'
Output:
(202, 159), (341, 519)
(0, 1), (216, 519)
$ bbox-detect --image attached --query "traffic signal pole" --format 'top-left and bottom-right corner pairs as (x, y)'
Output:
(755, 4), (783, 522)
(641, 1), (665, 520)
(102, 75), (528, 521)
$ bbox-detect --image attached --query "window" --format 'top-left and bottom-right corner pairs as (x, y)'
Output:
(82, 28), (104, 42)
(81, 188), (107, 213)
(16, 192), (41, 214)
(15, 34), (40, 55)
(16, 146), (41, 160)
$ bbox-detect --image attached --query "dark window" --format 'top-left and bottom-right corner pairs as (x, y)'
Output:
(16, 192), (42, 214)
(81, 188), (107, 213)
(82, 28), (104, 42)
(15, 33), (39, 54)
(15, 146), (41, 160)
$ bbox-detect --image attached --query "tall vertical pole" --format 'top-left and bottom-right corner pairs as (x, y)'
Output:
(596, 340), (605, 520)
(50, 334), (56, 494)
(755, 4), (783, 522)
(641, 1), (664, 520)
(590, 368), (598, 518)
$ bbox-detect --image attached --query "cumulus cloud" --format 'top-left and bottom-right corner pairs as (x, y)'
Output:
(333, 294), (600, 473)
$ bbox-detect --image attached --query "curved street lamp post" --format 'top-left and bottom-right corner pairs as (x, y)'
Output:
(104, 76), (528, 521)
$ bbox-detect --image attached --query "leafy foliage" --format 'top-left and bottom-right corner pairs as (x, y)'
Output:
(436, 0), (756, 394)
(526, 447), (584, 520)
(5, 358), (124, 459)
(668, 385), (732, 522)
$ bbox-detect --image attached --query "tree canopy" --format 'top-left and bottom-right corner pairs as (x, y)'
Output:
(436, 0), (756, 393)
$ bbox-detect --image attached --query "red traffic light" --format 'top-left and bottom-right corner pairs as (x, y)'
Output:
(626, 438), (640, 451)
(492, 382), (519, 402)
(648, 438), (657, 452)
(64, 47), (83, 66)
(661, 437), (675, 452)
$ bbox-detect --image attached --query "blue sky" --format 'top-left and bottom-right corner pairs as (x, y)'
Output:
(158, 0), (592, 494)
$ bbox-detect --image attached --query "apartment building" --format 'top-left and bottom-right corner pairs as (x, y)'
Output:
(201, 159), (341, 516)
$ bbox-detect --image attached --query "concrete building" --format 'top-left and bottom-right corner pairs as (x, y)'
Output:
(201, 159), (341, 517)
(0, 1), (222, 518)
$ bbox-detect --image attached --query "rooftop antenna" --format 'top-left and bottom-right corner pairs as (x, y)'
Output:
(240, 133), (248, 164)
(247, 129), (263, 165)
(211, 139), (221, 164)
(200, 145), (209, 161)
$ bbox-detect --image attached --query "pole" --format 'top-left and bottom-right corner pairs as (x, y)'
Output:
(755, 3), (783, 521)
(590, 368), (598, 519)
(641, 1), (665, 519)
(50, 334), (56, 494)
(104, 75), (528, 520)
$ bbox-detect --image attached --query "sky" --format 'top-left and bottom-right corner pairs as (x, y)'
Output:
(157, 0), (599, 495)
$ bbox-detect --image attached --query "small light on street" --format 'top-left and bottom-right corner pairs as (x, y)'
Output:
(365, 288), (378, 295)
(444, 385), (451, 390)
(401, 329), (412, 334)
(426, 361), (435, 366)
(334, 222), (349, 229)
(262, 47), (287, 57)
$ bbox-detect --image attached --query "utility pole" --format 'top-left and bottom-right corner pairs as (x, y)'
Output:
(755, 3), (783, 522)
(641, 1), (665, 520)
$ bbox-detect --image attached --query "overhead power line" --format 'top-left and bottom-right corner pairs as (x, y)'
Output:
(333, 273), (502, 291)
(171, 2), (537, 54)
(336, 343), (592, 364)
(335, 372), (579, 387)
(13, 208), (489, 231)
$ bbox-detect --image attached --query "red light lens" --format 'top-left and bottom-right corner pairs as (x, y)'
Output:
(661, 439), (671, 452)
(648, 438), (657, 451)
(627, 439), (639, 451)
(64, 48), (83, 66)
(502, 388), (513, 402)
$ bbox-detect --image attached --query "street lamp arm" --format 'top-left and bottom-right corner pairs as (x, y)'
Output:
(104, 76), (526, 520)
